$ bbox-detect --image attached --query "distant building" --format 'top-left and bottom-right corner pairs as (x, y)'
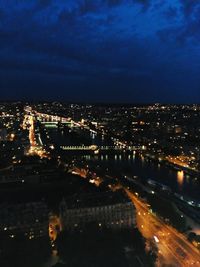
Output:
(0, 201), (48, 238)
(0, 128), (7, 141)
(59, 190), (136, 231)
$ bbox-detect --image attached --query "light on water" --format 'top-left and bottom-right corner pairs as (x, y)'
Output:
(177, 170), (184, 187)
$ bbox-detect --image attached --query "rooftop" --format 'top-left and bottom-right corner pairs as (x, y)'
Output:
(61, 189), (132, 209)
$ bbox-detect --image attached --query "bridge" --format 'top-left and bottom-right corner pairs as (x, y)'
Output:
(36, 112), (70, 123)
(60, 145), (146, 151)
(36, 112), (97, 133)
(40, 121), (72, 128)
(24, 108), (147, 152)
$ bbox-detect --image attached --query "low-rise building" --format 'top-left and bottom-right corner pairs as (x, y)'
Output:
(59, 190), (136, 230)
(0, 201), (48, 239)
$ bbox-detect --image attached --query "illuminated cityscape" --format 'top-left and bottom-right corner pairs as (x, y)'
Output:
(1, 0), (200, 266)
(0, 103), (200, 266)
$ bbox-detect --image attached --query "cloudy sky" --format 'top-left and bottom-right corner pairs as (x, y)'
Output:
(0, 0), (200, 102)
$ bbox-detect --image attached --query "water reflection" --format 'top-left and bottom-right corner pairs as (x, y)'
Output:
(85, 155), (91, 160)
(83, 154), (199, 200)
(44, 252), (59, 267)
(177, 170), (184, 188)
(140, 155), (145, 164)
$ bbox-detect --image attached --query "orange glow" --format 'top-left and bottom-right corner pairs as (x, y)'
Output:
(177, 170), (184, 187)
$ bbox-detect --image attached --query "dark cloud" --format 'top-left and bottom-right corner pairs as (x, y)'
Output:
(37, 0), (52, 8)
(0, 30), (19, 49)
(0, 56), (91, 78)
(57, 0), (122, 22)
(0, 0), (200, 102)
(178, 19), (200, 43)
(76, 0), (125, 15)
(134, 0), (149, 5)
(107, 0), (123, 7)
(79, 0), (100, 15)
(58, 9), (78, 25)
(180, 0), (200, 18)
(164, 6), (177, 19)
(132, 0), (151, 11)
(60, 0), (151, 16)
(158, 2), (200, 45)
(157, 27), (176, 43)
(0, 8), (5, 19)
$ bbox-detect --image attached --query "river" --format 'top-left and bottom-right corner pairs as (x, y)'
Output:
(44, 127), (200, 201)
(84, 153), (200, 201)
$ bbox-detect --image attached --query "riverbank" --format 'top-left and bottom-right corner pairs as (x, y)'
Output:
(143, 152), (200, 177)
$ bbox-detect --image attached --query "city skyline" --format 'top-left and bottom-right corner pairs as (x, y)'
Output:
(1, 2), (200, 266)
(0, 102), (200, 267)
(0, 0), (200, 103)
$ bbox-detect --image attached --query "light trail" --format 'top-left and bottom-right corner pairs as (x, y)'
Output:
(126, 189), (200, 267)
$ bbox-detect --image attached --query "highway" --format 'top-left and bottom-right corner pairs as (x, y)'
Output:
(126, 189), (200, 267)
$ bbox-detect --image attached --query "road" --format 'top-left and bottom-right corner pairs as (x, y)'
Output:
(126, 189), (200, 267)
(23, 113), (49, 158)
(70, 166), (200, 266)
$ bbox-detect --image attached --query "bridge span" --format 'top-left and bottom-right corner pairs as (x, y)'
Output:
(60, 145), (146, 151)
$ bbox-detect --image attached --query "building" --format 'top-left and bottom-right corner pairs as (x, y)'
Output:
(0, 201), (49, 239)
(59, 190), (136, 231)
(0, 128), (7, 141)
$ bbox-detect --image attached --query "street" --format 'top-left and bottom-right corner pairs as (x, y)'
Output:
(126, 190), (200, 267)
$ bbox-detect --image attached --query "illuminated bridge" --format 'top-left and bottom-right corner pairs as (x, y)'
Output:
(28, 110), (147, 152)
(60, 145), (146, 151)
(36, 112), (71, 123)
(36, 112), (96, 132)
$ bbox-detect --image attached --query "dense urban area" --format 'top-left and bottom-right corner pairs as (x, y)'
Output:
(0, 102), (200, 267)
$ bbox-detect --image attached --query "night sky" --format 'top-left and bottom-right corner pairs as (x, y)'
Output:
(0, 0), (200, 103)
